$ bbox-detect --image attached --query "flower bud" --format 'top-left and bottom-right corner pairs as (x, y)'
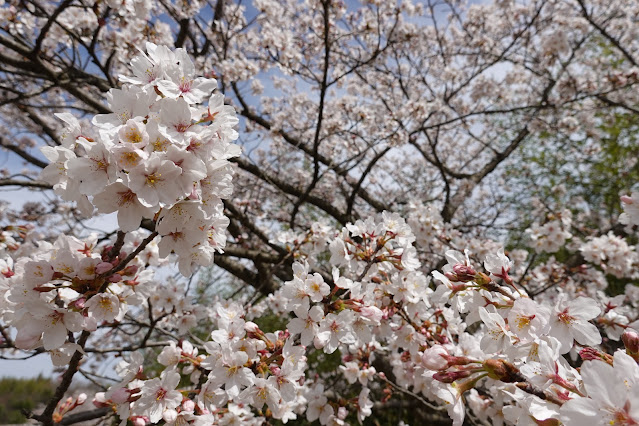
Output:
(337, 407), (347, 420)
(96, 262), (113, 274)
(92, 392), (109, 408)
(270, 366), (281, 376)
(71, 298), (86, 309)
(579, 347), (599, 361)
(433, 370), (471, 383)
(244, 321), (260, 333)
(482, 359), (522, 382)
(579, 347), (613, 365)
(163, 409), (178, 423)
(622, 329), (639, 361)
(474, 272), (492, 286)
(132, 416), (147, 426)
(452, 264), (476, 281)
(182, 399), (195, 412)
(422, 345), (449, 370)
(121, 265), (138, 276)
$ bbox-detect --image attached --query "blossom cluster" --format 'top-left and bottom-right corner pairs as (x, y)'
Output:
(526, 210), (573, 254)
(40, 42), (239, 276)
(3, 38), (639, 426)
(80, 204), (639, 426)
(0, 42), (240, 393)
(1, 233), (154, 361)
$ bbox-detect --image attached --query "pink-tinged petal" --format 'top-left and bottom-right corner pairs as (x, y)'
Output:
(43, 322), (67, 350)
(63, 312), (84, 332)
(581, 361), (626, 409)
(163, 370), (181, 390)
(549, 322), (574, 354)
(613, 350), (639, 387)
(560, 397), (600, 426)
(314, 330), (331, 349)
(156, 80), (181, 98)
(568, 297), (601, 320)
(308, 306), (324, 322)
(147, 402), (164, 423)
(286, 318), (305, 335)
(117, 208), (140, 233)
(164, 390), (183, 408)
(279, 382), (296, 402)
(14, 327), (42, 350)
(628, 383), (639, 421)
(570, 320), (602, 347)
(300, 327), (316, 347)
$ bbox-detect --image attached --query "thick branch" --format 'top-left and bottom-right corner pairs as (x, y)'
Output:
(58, 407), (112, 425)
(214, 255), (277, 294)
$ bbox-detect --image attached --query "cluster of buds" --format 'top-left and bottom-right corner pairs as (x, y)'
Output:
(52, 394), (87, 423)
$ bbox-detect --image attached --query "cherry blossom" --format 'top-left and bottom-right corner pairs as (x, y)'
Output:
(548, 296), (602, 353)
(4, 3), (639, 425)
(134, 370), (183, 423)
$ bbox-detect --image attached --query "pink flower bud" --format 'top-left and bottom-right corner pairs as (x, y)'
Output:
(92, 392), (109, 408)
(132, 417), (147, 426)
(163, 409), (178, 423)
(122, 265), (138, 276)
(71, 298), (86, 309)
(338, 407), (347, 420)
(95, 262), (113, 274)
(444, 271), (458, 282)
(244, 321), (259, 333)
(579, 347), (602, 361)
(621, 195), (634, 205)
(76, 393), (87, 405)
(108, 273), (122, 282)
(622, 329), (639, 359)
(270, 366), (281, 376)
(433, 370), (471, 383)
(182, 399), (195, 412)
(452, 264), (476, 281)
(422, 345), (449, 370)
(63, 396), (73, 408)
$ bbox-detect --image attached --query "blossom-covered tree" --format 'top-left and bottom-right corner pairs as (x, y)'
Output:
(1, 0), (639, 425)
